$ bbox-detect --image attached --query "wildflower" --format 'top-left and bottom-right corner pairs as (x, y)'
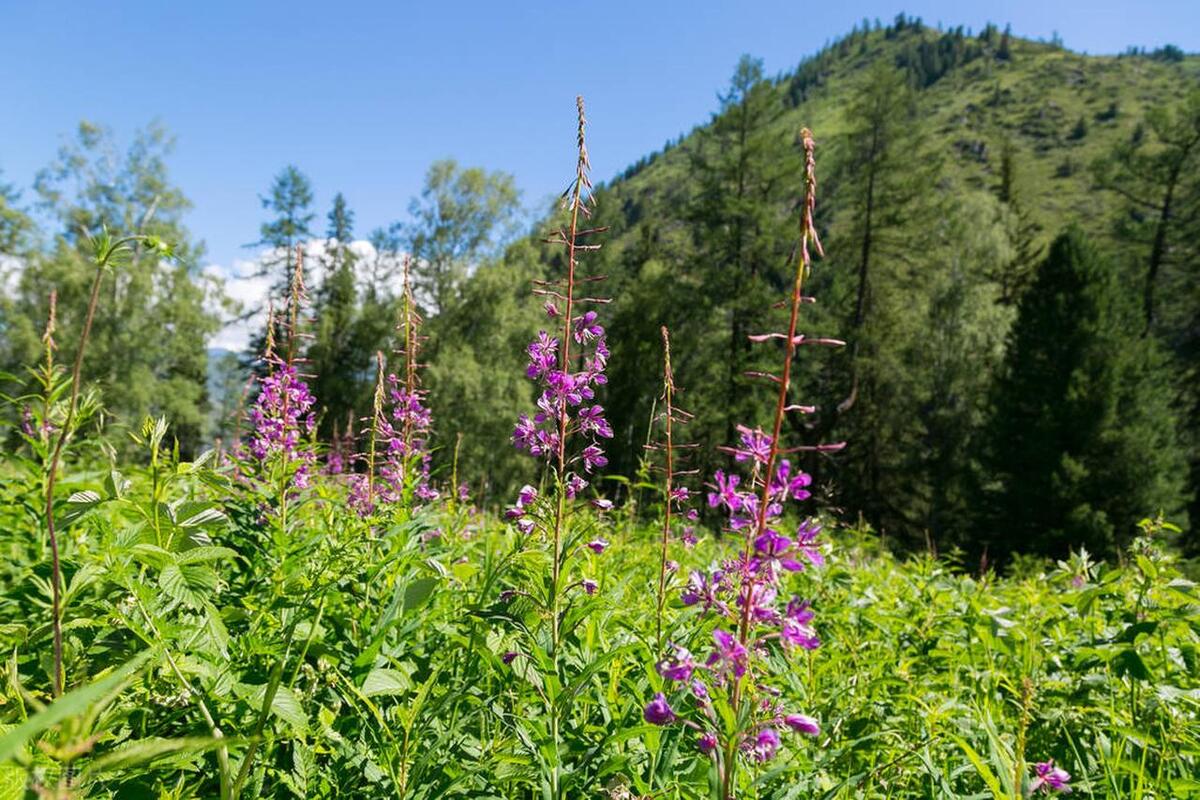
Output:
(581, 444), (608, 472)
(544, 300), (559, 317)
(516, 518), (535, 535)
(771, 460), (812, 501)
(578, 405), (613, 438)
(698, 731), (718, 754)
(745, 728), (780, 762)
(246, 363), (317, 486)
(457, 482), (470, 502)
(501, 651), (518, 665)
(681, 569), (728, 615)
(657, 645), (696, 682)
(526, 332), (558, 379)
(794, 519), (824, 566)
(780, 598), (820, 650)
(733, 425), (772, 465)
(592, 498), (613, 511)
(754, 530), (806, 577)
(565, 472), (588, 498)
(643, 692), (675, 725)
(784, 714), (820, 736)
(670, 486), (690, 505)
(582, 578), (598, 595)
(1031, 760), (1072, 794)
(518, 484), (538, 508)
(706, 629), (748, 679)
(707, 470), (743, 512)
(585, 537), (609, 555)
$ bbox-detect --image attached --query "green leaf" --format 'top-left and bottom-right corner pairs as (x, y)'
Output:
(159, 563), (202, 608)
(82, 736), (231, 775)
(361, 668), (412, 698)
(269, 686), (308, 731)
(0, 649), (155, 763)
(1112, 648), (1151, 681)
(403, 577), (438, 612)
(949, 735), (1009, 800)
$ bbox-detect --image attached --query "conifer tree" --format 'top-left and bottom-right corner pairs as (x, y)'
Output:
(309, 192), (363, 438)
(688, 54), (799, 447)
(983, 228), (1188, 557)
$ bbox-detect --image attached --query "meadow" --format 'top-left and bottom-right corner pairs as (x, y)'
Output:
(0, 95), (1197, 800)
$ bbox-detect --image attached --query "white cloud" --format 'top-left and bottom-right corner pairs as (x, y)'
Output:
(0, 254), (23, 294)
(203, 238), (403, 351)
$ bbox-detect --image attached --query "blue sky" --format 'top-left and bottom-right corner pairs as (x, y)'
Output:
(2, 0), (1197, 274)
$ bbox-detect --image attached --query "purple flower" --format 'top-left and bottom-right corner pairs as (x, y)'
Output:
(581, 578), (598, 595)
(573, 311), (604, 343)
(794, 518), (824, 566)
(754, 529), (805, 576)
(670, 486), (690, 505)
(745, 727), (780, 762)
(585, 538), (609, 555)
(707, 470), (743, 512)
(581, 444), (608, 472)
(698, 731), (718, 754)
(501, 651), (518, 665)
(1031, 760), (1072, 794)
(516, 518), (535, 535)
(565, 472), (588, 498)
(771, 459), (812, 501)
(680, 570), (728, 615)
(691, 678), (709, 702)
(706, 629), (748, 679)
(517, 484), (538, 509)
(578, 405), (613, 438)
(784, 714), (820, 736)
(544, 301), (559, 317)
(643, 692), (675, 725)
(734, 425), (772, 465)
(526, 331), (559, 379)
(657, 645), (696, 682)
(457, 482), (470, 502)
(592, 498), (613, 511)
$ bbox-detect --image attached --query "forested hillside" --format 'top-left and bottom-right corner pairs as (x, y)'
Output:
(430, 17), (1199, 558)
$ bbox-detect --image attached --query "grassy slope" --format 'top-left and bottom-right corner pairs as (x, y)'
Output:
(596, 27), (1200, 258)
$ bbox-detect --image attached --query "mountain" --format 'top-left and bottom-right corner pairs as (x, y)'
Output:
(434, 16), (1199, 556)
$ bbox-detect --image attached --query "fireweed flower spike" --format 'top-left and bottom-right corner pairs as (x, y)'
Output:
(510, 95), (610, 644)
(506, 96), (610, 799)
(349, 257), (436, 514)
(642, 129), (844, 799)
(243, 247), (318, 491)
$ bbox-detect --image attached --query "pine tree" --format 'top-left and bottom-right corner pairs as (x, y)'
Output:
(983, 228), (1188, 558)
(819, 61), (943, 541)
(309, 193), (363, 439)
(688, 54), (799, 447)
(256, 165), (315, 295)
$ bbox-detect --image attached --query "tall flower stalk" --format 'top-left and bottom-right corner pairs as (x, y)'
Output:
(643, 129), (845, 798)
(42, 229), (169, 696)
(650, 326), (698, 649)
(506, 95), (612, 800)
(350, 256), (435, 514)
(511, 95), (612, 649)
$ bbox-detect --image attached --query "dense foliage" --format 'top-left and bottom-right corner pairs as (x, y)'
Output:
(0, 20), (1198, 797)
